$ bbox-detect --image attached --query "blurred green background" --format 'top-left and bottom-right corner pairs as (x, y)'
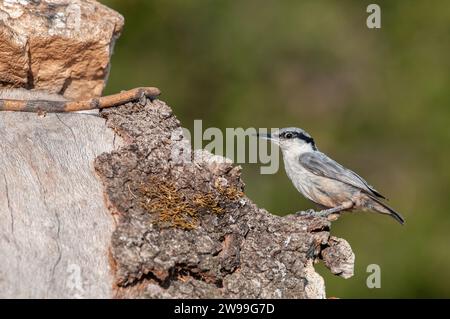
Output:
(101, 0), (450, 298)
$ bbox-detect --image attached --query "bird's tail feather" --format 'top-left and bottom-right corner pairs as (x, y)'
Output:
(368, 195), (405, 225)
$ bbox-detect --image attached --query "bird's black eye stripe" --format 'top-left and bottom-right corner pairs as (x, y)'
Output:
(281, 131), (316, 147)
(299, 133), (317, 149)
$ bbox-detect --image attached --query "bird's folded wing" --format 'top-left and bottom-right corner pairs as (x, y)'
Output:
(298, 152), (386, 199)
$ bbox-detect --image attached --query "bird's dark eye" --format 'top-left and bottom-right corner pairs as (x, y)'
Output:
(284, 132), (293, 139)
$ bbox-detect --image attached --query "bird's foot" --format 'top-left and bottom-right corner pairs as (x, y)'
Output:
(295, 209), (317, 217)
(315, 209), (336, 217)
(295, 208), (339, 219)
(139, 94), (148, 106)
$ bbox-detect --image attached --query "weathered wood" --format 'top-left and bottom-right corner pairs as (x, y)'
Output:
(0, 112), (116, 298)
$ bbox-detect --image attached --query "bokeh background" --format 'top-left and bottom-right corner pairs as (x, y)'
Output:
(101, 0), (450, 298)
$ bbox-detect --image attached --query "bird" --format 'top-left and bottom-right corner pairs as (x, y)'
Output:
(257, 127), (404, 224)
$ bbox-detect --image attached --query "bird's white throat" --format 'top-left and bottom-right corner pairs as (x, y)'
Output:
(279, 140), (315, 158)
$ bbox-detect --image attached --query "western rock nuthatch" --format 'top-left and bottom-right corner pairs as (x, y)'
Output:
(258, 127), (404, 224)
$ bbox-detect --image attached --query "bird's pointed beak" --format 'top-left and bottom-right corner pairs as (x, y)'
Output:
(255, 132), (272, 140)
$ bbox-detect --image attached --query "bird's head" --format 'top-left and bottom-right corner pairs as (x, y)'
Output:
(257, 127), (317, 155)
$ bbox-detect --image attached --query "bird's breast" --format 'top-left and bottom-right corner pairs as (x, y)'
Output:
(283, 157), (317, 200)
(283, 155), (351, 207)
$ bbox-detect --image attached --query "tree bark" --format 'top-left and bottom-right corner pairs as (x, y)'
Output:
(0, 98), (354, 298)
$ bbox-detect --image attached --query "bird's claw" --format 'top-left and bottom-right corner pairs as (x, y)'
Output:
(295, 209), (316, 217)
(139, 94), (148, 106)
(295, 209), (339, 220)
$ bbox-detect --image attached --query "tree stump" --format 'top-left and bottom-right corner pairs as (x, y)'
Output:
(0, 98), (354, 298)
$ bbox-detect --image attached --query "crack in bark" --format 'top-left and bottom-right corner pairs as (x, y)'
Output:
(50, 210), (62, 280)
(3, 173), (15, 235)
(55, 114), (78, 145)
(29, 162), (63, 295)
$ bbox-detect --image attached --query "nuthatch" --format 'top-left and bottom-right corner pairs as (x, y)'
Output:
(258, 127), (404, 224)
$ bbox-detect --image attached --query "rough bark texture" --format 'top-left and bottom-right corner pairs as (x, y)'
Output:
(94, 98), (355, 299)
(0, 97), (355, 298)
(0, 0), (123, 100)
